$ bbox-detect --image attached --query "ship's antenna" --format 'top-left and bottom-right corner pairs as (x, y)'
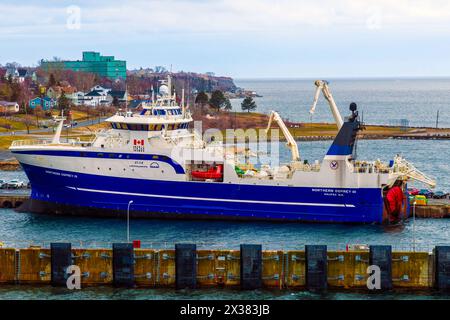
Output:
(151, 85), (155, 103)
(181, 88), (185, 117)
(125, 84), (128, 116)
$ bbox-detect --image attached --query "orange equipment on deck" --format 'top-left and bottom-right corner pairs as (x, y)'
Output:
(191, 164), (223, 180)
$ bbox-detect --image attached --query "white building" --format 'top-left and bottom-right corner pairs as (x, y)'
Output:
(0, 101), (20, 113)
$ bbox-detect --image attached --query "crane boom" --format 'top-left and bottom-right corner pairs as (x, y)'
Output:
(310, 80), (344, 130)
(266, 111), (300, 162)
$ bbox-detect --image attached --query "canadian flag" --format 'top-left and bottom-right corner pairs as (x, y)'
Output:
(133, 139), (144, 146)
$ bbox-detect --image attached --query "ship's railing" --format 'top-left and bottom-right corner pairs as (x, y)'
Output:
(10, 139), (52, 147)
(10, 138), (91, 148)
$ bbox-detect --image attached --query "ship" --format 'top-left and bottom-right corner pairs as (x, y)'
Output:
(9, 78), (436, 223)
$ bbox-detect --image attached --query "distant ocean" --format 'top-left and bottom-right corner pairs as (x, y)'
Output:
(231, 78), (450, 128)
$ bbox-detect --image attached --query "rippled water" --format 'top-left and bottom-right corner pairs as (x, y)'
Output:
(0, 78), (449, 299)
(231, 78), (450, 128)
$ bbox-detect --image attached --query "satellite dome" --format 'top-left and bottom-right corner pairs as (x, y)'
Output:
(159, 84), (169, 96)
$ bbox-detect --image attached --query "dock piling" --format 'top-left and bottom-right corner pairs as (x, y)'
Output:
(305, 245), (327, 291)
(112, 243), (135, 287)
(175, 243), (197, 289)
(240, 244), (262, 290)
(50, 243), (72, 287)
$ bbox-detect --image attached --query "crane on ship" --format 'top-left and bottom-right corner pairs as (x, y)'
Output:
(265, 111), (301, 163)
(310, 80), (344, 130)
(309, 80), (436, 188)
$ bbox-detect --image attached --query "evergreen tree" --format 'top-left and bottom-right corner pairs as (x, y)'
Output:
(58, 92), (70, 112)
(195, 91), (209, 105)
(223, 98), (232, 111)
(209, 90), (227, 111)
(241, 96), (257, 113)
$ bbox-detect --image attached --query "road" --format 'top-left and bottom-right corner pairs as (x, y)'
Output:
(0, 117), (108, 137)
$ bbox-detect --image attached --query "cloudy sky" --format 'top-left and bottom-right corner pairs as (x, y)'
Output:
(1, 0), (450, 78)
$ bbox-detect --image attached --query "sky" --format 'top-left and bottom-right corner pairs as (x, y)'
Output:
(1, 0), (450, 78)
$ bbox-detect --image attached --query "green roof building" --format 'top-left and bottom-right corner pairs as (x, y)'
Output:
(41, 51), (127, 80)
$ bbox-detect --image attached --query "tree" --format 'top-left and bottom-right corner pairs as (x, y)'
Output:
(195, 91), (209, 105)
(58, 92), (71, 113)
(112, 96), (120, 107)
(22, 115), (34, 134)
(48, 73), (56, 87)
(241, 96), (257, 113)
(34, 106), (44, 127)
(223, 98), (232, 111)
(209, 90), (227, 112)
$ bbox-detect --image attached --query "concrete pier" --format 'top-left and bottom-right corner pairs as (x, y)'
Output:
(0, 194), (28, 208)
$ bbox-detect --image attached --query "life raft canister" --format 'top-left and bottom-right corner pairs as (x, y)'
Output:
(385, 186), (404, 222)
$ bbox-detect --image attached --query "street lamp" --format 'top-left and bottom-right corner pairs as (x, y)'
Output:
(412, 201), (417, 252)
(127, 200), (134, 243)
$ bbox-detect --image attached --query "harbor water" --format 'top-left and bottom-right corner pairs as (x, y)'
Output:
(0, 79), (449, 299)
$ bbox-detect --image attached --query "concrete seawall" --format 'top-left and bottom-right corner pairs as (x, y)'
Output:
(0, 243), (449, 292)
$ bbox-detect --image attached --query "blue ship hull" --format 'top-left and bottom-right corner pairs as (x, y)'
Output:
(20, 163), (384, 223)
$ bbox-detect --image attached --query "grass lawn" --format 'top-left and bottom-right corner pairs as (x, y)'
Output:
(0, 135), (30, 149)
(0, 117), (38, 132)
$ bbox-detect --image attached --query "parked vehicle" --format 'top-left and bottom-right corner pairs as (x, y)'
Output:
(432, 191), (447, 199)
(407, 188), (420, 196)
(414, 195), (428, 206)
(418, 189), (434, 198)
(0, 179), (6, 189)
(6, 179), (25, 189)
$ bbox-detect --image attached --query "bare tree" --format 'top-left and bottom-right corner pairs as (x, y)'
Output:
(22, 115), (34, 134)
(34, 105), (44, 127)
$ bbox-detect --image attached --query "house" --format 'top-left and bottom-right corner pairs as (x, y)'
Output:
(90, 85), (111, 96)
(4, 66), (19, 79)
(0, 101), (19, 113)
(29, 97), (57, 111)
(106, 90), (128, 105)
(83, 90), (108, 107)
(46, 87), (61, 99)
(46, 85), (77, 100)
(70, 91), (86, 106)
(17, 69), (28, 83)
